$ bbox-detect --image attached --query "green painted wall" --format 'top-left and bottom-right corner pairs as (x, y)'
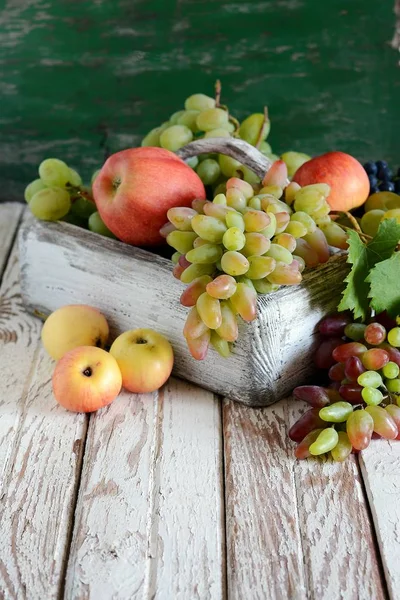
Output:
(1, 0), (399, 201)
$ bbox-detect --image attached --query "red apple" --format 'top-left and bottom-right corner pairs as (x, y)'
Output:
(110, 328), (174, 393)
(293, 151), (370, 212)
(92, 147), (205, 246)
(52, 346), (122, 412)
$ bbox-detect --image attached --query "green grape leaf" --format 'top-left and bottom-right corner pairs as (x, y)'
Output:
(366, 252), (400, 318)
(338, 219), (400, 321)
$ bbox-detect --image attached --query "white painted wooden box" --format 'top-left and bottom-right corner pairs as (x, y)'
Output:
(18, 218), (349, 407)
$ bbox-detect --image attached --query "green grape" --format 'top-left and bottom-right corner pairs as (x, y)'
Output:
(177, 110), (201, 132)
(141, 122), (171, 146)
(88, 211), (117, 238)
(259, 141), (272, 155)
(290, 211), (316, 233)
(191, 214), (227, 243)
(294, 186), (325, 215)
(281, 151), (311, 178)
(225, 211), (245, 231)
(246, 256), (276, 279)
(227, 178), (254, 200)
(185, 243), (223, 264)
(265, 244), (293, 265)
(169, 111), (186, 124)
(61, 212), (87, 228)
(284, 221), (307, 238)
(196, 108), (229, 131)
(166, 231), (198, 253)
(238, 113), (270, 146)
(259, 185), (283, 199)
(309, 428), (339, 456)
(70, 196), (97, 219)
(319, 402), (353, 423)
(210, 331), (231, 357)
(344, 323), (367, 341)
(226, 188), (247, 212)
(196, 159), (221, 185)
(243, 210), (271, 233)
(160, 125), (193, 151)
(382, 362), (400, 379)
(223, 121), (235, 133)
(362, 387), (384, 406)
(222, 227), (246, 251)
(187, 156), (199, 169)
(240, 165), (261, 185)
(91, 169), (101, 185)
(248, 197), (262, 210)
(330, 431), (352, 462)
(213, 193), (227, 206)
(24, 179), (46, 203)
(357, 371), (383, 389)
(180, 263), (215, 283)
(167, 207), (197, 231)
(388, 327), (400, 347)
(252, 279), (279, 294)
(204, 128), (231, 139)
(197, 292), (222, 329)
(203, 203), (229, 221)
(29, 187), (71, 221)
(215, 300), (238, 341)
(184, 94), (215, 111)
(39, 158), (71, 187)
(242, 232), (270, 257)
(386, 379), (400, 395)
(220, 251), (249, 276)
(171, 251), (181, 264)
(319, 221), (349, 249)
(274, 233), (296, 253)
(68, 168), (82, 187)
(219, 154), (242, 177)
(260, 212), (277, 238)
(213, 182), (227, 197)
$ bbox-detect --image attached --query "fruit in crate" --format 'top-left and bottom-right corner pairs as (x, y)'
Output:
(162, 157), (349, 361)
(357, 161), (400, 238)
(52, 346), (122, 412)
(110, 328), (174, 393)
(41, 304), (109, 360)
(92, 147), (206, 246)
(293, 151), (370, 212)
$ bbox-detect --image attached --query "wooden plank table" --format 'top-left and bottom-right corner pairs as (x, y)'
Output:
(1, 204), (399, 599)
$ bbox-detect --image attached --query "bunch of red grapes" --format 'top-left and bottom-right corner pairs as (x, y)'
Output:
(289, 313), (400, 461)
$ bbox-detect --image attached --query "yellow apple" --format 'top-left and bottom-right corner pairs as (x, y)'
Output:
(41, 304), (109, 360)
(110, 328), (174, 393)
(52, 346), (122, 412)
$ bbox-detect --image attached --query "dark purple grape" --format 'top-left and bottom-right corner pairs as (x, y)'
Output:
(329, 362), (346, 382)
(339, 384), (363, 404)
(379, 181), (395, 192)
(319, 313), (351, 336)
(370, 185), (379, 194)
(395, 179), (400, 194)
(397, 166), (400, 177)
(288, 408), (326, 442)
(344, 356), (365, 382)
(376, 160), (388, 172)
(368, 175), (378, 188)
(293, 386), (331, 408)
(364, 161), (378, 176)
(314, 337), (343, 369)
(380, 168), (393, 181)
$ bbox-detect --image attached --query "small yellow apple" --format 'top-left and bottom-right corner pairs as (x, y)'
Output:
(110, 328), (174, 393)
(52, 346), (122, 412)
(41, 304), (109, 360)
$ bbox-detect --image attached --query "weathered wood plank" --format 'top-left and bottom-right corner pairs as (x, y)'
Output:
(359, 440), (400, 600)
(19, 218), (349, 407)
(0, 230), (88, 599)
(65, 378), (225, 600)
(223, 398), (307, 600)
(224, 398), (386, 599)
(0, 203), (22, 278)
(287, 401), (386, 600)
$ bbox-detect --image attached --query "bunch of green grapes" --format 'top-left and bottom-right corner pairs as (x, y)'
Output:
(359, 190), (400, 238)
(162, 160), (348, 360)
(24, 159), (114, 238)
(289, 315), (400, 462)
(141, 90), (312, 192)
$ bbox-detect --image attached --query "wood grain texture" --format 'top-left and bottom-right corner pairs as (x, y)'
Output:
(0, 221), (88, 599)
(359, 440), (400, 600)
(224, 398), (387, 600)
(65, 378), (225, 600)
(0, 203), (22, 278)
(1, 0), (400, 201)
(18, 218), (349, 407)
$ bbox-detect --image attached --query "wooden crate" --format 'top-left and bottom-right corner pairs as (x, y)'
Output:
(18, 218), (349, 407)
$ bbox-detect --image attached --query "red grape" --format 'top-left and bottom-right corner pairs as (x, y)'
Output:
(385, 405), (400, 439)
(365, 406), (398, 440)
(344, 356), (365, 382)
(361, 348), (389, 371)
(288, 408), (326, 442)
(332, 342), (368, 363)
(329, 362), (346, 382)
(294, 428), (324, 459)
(339, 384), (363, 404)
(346, 409), (374, 450)
(380, 344), (400, 367)
(293, 386), (331, 408)
(314, 337), (343, 369)
(364, 322), (386, 345)
(319, 313), (351, 337)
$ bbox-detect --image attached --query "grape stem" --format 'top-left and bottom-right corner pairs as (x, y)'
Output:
(67, 184), (94, 204)
(214, 79), (222, 107)
(255, 107), (269, 149)
(332, 211), (372, 243)
(213, 79), (240, 133)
